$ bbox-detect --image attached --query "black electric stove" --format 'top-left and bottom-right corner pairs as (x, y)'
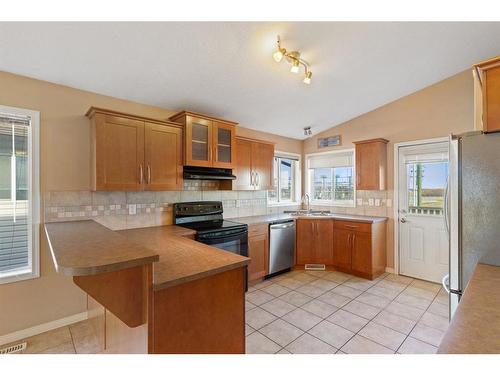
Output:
(173, 201), (248, 256)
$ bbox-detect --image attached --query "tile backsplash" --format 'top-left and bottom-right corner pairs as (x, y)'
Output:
(44, 190), (299, 230)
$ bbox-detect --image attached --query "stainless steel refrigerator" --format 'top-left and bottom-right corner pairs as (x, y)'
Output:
(445, 131), (500, 318)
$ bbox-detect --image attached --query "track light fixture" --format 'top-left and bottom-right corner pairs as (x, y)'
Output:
(304, 126), (312, 136)
(273, 35), (312, 84)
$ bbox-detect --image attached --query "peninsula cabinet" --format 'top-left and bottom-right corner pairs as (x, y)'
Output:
(474, 57), (500, 133)
(233, 137), (274, 190)
(247, 223), (269, 282)
(353, 138), (388, 190)
(168, 111), (237, 168)
(87, 107), (183, 191)
(296, 219), (334, 265)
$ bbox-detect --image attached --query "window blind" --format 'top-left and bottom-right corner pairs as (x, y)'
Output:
(0, 115), (30, 274)
(308, 151), (353, 169)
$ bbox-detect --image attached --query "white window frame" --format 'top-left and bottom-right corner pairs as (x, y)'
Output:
(305, 149), (356, 207)
(268, 150), (302, 206)
(0, 104), (40, 285)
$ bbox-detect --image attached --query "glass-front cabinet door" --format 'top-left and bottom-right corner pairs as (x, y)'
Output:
(185, 116), (213, 167)
(212, 122), (235, 168)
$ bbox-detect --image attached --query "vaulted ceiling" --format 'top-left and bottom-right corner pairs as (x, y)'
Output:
(1, 22), (500, 139)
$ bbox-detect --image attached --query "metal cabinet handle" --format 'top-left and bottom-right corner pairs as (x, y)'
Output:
(256, 172), (260, 187)
(139, 164), (143, 184)
(147, 165), (151, 184)
(251, 171), (255, 186)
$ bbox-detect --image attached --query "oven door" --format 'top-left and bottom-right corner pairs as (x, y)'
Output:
(196, 228), (248, 257)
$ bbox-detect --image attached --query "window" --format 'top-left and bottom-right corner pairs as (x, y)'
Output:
(306, 150), (355, 206)
(406, 161), (448, 215)
(0, 105), (40, 284)
(268, 153), (300, 204)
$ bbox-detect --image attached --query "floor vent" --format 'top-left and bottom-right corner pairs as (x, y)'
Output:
(304, 264), (326, 271)
(0, 342), (27, 354)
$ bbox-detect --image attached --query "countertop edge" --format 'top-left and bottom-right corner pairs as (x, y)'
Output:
(44, 221), (160, 277)
(153, 258), (250, 291)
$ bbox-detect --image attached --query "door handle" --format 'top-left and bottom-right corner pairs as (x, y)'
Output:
(442, 274), (450, 294)
(400, 217), (407, 223)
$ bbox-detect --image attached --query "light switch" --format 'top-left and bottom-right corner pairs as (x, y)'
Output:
(368, 198), (374, 206)
(128, 204), (137, 215)
(356, 198), (363, 206)
(375, 199), (381, 207)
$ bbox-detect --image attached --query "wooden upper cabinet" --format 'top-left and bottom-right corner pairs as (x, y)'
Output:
(233, 137), (275, 191)
(169, 111), (237, 168)
(252, 142), (274, 190)
(474, 57), (500, 133)
(234, 138), (254, 190)
(87, 107), (183, 191)
(353, 138), (388, 190)
(145, 122), (183, 190)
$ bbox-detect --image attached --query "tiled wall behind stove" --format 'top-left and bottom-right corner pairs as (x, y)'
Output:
(44, 189), (300, 231)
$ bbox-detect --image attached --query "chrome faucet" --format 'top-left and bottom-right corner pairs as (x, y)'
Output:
(301, 193), (311, 212)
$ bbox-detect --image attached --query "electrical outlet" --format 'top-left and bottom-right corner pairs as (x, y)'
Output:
(368, 198), (374, 206)
(375, 199), (381, 207)
(356, 198), (363, 206)
(128, 204), (137, 215)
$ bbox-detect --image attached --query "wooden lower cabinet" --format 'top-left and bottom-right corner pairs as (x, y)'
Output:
(296, 218), (386, 280)
(332, 228), (352, 270)
(296, 219), (333, 265)
(247, 223), (269, 281)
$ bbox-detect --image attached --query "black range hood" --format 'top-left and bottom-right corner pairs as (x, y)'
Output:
(183, 166), (236, 180)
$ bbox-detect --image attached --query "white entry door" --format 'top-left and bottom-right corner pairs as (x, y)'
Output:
(398, 142), (449, 283)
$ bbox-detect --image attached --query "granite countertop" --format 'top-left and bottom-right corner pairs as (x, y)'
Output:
(233, 213), (387, 225)
(118, 226), (250, 291)
(45, 220), (160, 276)
(438, 263), (500, 354)
(45, 220), (250, 290)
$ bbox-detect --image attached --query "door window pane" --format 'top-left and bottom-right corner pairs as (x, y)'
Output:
(406, 161), (448, 215)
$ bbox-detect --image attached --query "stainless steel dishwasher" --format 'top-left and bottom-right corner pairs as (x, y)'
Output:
(268, 220), (295, 276)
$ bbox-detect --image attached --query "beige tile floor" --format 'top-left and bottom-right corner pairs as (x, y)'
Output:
(245, 270), (449, 354)
(1, 270), (448, 355)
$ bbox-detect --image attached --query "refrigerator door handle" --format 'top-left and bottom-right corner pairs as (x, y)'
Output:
(442, 274), (450, 294)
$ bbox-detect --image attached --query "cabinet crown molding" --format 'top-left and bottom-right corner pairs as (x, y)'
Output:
(352, 138), (389, 145)
(85, 107), (183, 128)
(168, 110), (238, 126)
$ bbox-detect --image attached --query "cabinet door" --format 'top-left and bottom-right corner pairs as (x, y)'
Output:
(355, 140), (387, 191)
(332, 228), (352, 270)
(185, 116), (213, 167)
(252, 142), (274, 190)
(296, 220), (315, 265)
(234, 138), (254, 190)
(95, 114), (145, 190)
(484, 66), (500, 132)
(351, 232), (372, 275)
(145, 122), (183, 190)
(248, 233), (268, 281)
(314, 220), (334, 265)
(212, 122), (236, 168)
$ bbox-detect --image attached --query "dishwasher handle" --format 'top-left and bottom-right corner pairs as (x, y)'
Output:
(270, 222), (295, 230)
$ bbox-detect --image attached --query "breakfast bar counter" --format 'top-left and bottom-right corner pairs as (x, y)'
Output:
(44, 220), (250, 354)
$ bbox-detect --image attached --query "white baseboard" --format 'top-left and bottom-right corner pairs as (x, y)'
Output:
(0, 311), (88, 346)
(385, 267), (395, 274)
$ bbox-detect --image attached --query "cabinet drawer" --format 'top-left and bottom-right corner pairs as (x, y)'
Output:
(333, 220), (371, 233)
(248, 223), (268, 237)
